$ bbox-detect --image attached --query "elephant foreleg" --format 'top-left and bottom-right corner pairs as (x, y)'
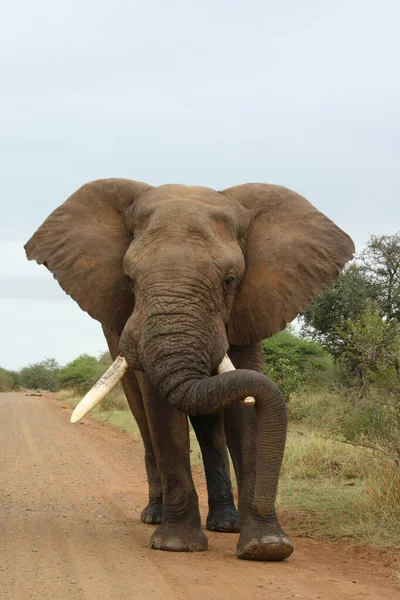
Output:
(190, 413), (239, 532)
(224, 342), (293, 560)
(102, 327), (163, 524)
(137, 373), (208, 552)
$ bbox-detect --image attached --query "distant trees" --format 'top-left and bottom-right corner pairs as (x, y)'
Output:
(301, 233), (400, 363)
(19, 358), (61, 391)
(0, 368), (21, 392)
(361, 233), (400, 322)
(1, 353), (111, 394)
(58, 354), (106, 392)
(335, 307), (400, 463)
(300, 233), (400, 464)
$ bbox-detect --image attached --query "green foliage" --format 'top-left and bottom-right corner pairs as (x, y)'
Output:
(339, 392), (400, 463)
(98, 351), (113, 368)
(301, 264), (380, 356)
(20, 358), (60, 391)
(333, 308), (400, 464)
(262, 329), (332, 399)
(301, 233), (400, 359)
(0, 367), (21, 392)
(58, 354), (105, 393)
(9, 370), (21, 390)
(339, 306), (399, 378)
(361, 233), (400, 321)
(292, 308), (400, 466)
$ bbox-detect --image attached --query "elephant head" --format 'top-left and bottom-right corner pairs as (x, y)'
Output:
(25, 179), (354, 517)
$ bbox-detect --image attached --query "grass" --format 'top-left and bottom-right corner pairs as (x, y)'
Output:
(56, 387), (400, 549)
(279, 426), (400, 546)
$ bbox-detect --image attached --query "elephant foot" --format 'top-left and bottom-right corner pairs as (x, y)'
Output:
(237, 517), (294, 561)
(141, 501), (163, 525)
(206, 504), (240, 533)
(150, 523), (208, 553)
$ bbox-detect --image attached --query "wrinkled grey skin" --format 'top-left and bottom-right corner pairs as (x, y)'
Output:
(25, 179), (354, 560)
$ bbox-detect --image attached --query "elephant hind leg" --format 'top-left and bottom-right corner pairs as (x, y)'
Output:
(190, 413), (239, 533)
(140, 438), (163, 524)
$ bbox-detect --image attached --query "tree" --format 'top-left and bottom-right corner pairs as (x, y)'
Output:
(58, 354), (104, 392)
(0, 368), (20, 392)
(336, 307), (400, 464)
(301, 264), (379, 356)
(20, 358), (60, 391)
(301, 233), (400, 358)
(339, 306), (399, 382)
(360, 233), (400, 322)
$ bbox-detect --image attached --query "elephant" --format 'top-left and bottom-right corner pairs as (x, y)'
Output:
(25, 179), (354, 560)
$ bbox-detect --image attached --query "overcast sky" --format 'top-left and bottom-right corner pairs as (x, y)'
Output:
(1, 0), (399, 370)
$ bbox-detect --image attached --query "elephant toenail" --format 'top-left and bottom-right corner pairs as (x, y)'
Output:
(165, 538), (183, 551)
(151, 536), (162, 549)
(245, 539), (259, 553)
(188, 543), (201, 552)
(281, 536), (294, 548)
(145, 515), (153, 524)
(261, 535), (281, 545)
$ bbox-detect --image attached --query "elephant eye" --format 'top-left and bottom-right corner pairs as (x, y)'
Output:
(223, 274), (236, 292)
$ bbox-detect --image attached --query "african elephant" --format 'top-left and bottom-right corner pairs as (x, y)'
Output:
(25, 179), (354, 560)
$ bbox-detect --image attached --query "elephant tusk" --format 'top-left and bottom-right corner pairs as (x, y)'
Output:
(70, 355), (129, 423)
(71, 353), (254, 424)
(217, 355), (256, 406)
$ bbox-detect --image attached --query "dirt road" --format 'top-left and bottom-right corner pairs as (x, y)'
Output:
(0, 392), (398, 599)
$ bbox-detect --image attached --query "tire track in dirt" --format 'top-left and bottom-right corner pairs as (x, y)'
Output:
(0, 392), (398, 600)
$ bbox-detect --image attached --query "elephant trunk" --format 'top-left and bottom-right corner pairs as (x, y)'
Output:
(140, 315), (287, 518)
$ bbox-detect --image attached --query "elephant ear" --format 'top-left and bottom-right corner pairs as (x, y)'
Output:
(222, 183), (355, 345)
(25, 178), (152, 334)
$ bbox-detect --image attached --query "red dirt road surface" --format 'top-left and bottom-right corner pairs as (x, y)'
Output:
(1, 392), (399, 599)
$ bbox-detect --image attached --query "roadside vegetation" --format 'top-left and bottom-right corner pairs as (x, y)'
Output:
(3, 233), (400, 549)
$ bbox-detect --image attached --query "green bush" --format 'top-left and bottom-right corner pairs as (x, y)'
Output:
(334, 308), (400, 463)
(301, 233), (400, 359)
(58, 354), (105, 393)
(20, 358), (60, 391)
(0, 367), (20, 392)
(98, 351), (113, 368)
(296, 309), (400, 466)
(338, 306), (399, 380)
(262, 329), (332, 399)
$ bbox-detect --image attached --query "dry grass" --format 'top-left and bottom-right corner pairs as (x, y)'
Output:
(278, 420), (400, 547)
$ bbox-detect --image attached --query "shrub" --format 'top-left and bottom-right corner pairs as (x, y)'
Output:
(58, 354), (105, 393)
(337, 389), (400, 464)
(0, 367), (20, 392)
(301, 233), (400, 359)
(20, 358), (60, 391)
(338, 306), (399, 380)
(262, 329), (332, 399)
(330, 308), (400, 465)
